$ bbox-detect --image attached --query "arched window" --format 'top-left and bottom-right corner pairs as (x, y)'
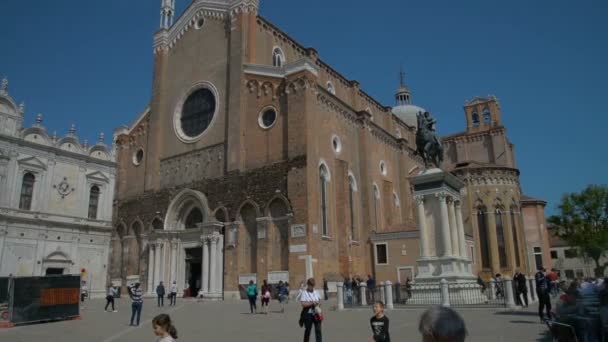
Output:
(185, 208), (203, 229)
(88, 185), (100, 219)
(348, 175), (357, 241)
(373, 184), (380, 231)
(19, 172), (35, 210)
(510, 207), (521, 267)
(495, 209), (508, 268)
(477, 207), (491, 268)
(472, 112), (480, 127)
(319, 164), (330, 237)
(272, 47), (285, 67)
(483, 109), (491, 124)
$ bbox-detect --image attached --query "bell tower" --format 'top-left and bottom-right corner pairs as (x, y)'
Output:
(160, 0), (175, 29)
(463, 96), (502, 132)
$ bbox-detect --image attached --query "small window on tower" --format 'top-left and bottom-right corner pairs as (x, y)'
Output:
(483, 109), (491, 123)
(472, 112), (480, 127)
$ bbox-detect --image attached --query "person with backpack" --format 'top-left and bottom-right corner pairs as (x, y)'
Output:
(260, 280), (271, 314)
(277, 281), (289, 313)
(246, 280), (258, 314)
(535, 267), (552, 322)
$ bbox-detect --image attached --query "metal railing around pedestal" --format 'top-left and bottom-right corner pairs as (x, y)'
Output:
(448, 281), (506, 308)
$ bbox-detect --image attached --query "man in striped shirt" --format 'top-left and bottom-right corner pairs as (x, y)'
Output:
(129, 282), (143, 326)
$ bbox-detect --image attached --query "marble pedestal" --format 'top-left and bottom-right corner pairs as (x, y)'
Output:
(409, 168), (485, 305)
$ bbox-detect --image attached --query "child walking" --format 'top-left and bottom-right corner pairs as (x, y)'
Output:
(152, 314), (178, 342)
(369, 301), (390, 342)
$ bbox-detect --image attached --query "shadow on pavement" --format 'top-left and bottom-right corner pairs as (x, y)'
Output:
(494, 311), (538, 317)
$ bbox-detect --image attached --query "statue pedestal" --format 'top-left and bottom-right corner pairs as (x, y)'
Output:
(409, 168), (484, 305)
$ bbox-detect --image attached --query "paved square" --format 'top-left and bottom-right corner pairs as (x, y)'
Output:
(0, 298), (550, 341)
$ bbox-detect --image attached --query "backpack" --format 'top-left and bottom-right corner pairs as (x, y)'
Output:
(247, 285), (257, 297)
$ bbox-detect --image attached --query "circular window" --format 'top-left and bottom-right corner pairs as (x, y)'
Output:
(133, 148), (144, 166)
(174, 82), (219, 143)
(331, 135), (342, 153)
(258, 107), (277, 129)
(380, 160), (387, 176)
(195, 17), (205, 30)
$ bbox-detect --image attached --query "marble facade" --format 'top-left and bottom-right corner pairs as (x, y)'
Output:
(0, 78), (116, 298)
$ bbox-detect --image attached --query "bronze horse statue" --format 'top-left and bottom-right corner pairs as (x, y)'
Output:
(415, 111), (444, 169)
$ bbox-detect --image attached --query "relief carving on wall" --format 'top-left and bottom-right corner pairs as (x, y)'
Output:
(160, 144), (224, 188)
(53, 177), (75, 199)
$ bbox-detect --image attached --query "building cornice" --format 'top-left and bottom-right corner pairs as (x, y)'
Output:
(0, 206), (113, 232)
(370, 230), (419, 242)
(0, 134), (116, 168)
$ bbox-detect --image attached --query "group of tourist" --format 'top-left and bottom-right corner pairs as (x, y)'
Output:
(92, 276), (471, 342)
(342, 275), (377, 304)
(245, 279), (291, 314)
(550, 273), (608, 341)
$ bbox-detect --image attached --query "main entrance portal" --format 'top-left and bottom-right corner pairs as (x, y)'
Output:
(185, 248), (202, 297)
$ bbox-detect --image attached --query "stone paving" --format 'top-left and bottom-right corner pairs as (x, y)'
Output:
(0, 298), (551, 341)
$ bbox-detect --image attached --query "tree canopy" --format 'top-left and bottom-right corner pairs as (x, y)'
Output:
(548, 184), (608, 277)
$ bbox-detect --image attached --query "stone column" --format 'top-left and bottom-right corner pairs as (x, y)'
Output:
(504, 276), (516, 309)
(153, 240), (162, 289)
(170, 239), (177, 283)
(216, 234), (224, 294)
(379, 281), (385, 303)
(448, 198), (460, 257)
(202, 236), (209, 294)
(337, 283), (344, 310)
(437, 193), (452, 257)
(454, 201), (467, 260)
(415, 195), (429, 258)
(360, 282), (367, 306)
(525, 275), (532, 303)
(147, 244), (155, 295)
(385, 281), (394, 309)
(440, 279), (450, 307)
(209, 235), (218, 293)
(486, 210), (501, 274)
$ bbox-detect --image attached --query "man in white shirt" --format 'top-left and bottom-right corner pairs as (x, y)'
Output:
(169, 281), (178, 306)
(300, 278), (322, 342)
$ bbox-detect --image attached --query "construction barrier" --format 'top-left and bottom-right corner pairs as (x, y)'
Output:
(8, 275), (80, 325)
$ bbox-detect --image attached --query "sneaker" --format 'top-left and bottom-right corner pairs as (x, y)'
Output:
(113, 310), (117, 312)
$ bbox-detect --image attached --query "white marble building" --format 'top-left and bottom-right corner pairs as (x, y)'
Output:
(0, 77), (116, 298)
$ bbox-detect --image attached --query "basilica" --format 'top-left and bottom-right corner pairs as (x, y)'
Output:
(110, 0), (550, 298)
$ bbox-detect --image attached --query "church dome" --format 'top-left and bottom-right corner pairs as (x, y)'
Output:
(391, 72), (425, 128)
(392, 104), (425, 127)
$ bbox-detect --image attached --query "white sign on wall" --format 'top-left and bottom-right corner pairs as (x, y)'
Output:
(291, 224), (306, 238)
(289, 244), (307, 253)
(268, 271), (289, 284)
(239, 274), (257, 285)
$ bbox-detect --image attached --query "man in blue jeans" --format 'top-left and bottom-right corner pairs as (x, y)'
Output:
(128, 282), (143, 326)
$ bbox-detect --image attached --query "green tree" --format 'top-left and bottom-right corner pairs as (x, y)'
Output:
(548, 185), (608, 277)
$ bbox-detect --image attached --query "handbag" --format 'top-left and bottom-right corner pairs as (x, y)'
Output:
(313, 305), (324, 322)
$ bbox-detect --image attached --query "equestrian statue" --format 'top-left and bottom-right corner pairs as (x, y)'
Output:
(415, 111), (444, 169)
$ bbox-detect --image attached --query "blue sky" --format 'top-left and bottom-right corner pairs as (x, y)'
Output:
(2, 0), (607, 215)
